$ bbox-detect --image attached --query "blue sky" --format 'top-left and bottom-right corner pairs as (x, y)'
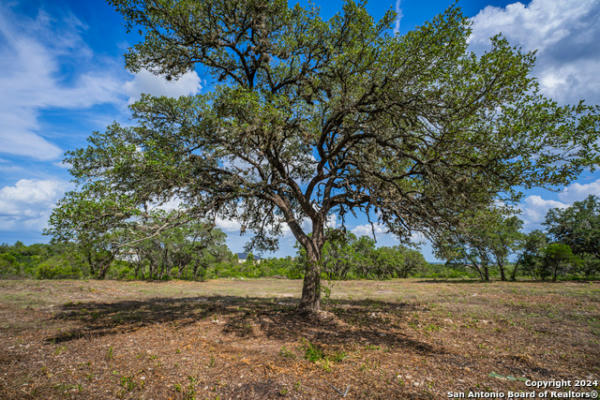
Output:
(1, 0), (599, 260)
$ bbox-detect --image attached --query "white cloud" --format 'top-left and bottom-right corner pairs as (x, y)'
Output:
(351, 223), (387, 237)
(0, 5), (122, 161)
(124, 69), (201, 104)
(519, 195), (568, 228)
(0, 4), (202, 161)
(215, 217), (242, 233)
(469, 0), (600, 104)
(326, 214), (338, 229)
(519, 179), (600, 229)
(0, 179), (68, 231)
(393, 0), (403, 34)
(558, 179), (600, 203)
(410, 231), (425, 244)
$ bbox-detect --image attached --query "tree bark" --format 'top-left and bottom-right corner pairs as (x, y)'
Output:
(299, 246), (321, 313)
(97, 262), (111, 279)
(467, 256), (485, 281)
(510, 263), (518, 281)
(86, 248), (96, 277)
(193, 261), (199, 280)
(498, 262), (506, 281)
(483, 265), (489, 281)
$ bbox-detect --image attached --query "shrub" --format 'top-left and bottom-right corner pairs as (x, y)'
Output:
(35, 256), (82, 279)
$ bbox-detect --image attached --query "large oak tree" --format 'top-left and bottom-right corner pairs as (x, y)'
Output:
(63, 0), (599, 312)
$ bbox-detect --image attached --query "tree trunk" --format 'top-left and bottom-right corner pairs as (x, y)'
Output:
(483, 265), (489, 281)
(468, 256), (485, 281)
(299, 247), (321, 313)
(97, 262), (111, 279)
(86, 249), (96, 277)
(193, 261), (199, 280)
(510, 263), (518, 281)
(498, 261), (506, 281)
(149, 259), (156, 280)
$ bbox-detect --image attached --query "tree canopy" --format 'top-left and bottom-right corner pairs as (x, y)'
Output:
(433, 207), (523, 281)
(60, 0), (600, 311)
(544, 195), (600, 277)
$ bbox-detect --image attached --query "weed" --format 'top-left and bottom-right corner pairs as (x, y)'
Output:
(424, 323), (441, 333)
(53, 382), (79, 393)
(319, 358), (332, 372)
(120, 375), (137, 391)
(40, 366), (50, 378)
(54, 345), (66, 356)
(359, 359), (379, 371)
(208, 355), (216, 367)
(105, 346), (113, 361)
(321, 281), (335, 304)
(279, 345), (296, 359)
(301, 339), (324, 362)
(183, 385), (197, 400)
(331, 350), (347, 362)
(180, 376), (198, 400)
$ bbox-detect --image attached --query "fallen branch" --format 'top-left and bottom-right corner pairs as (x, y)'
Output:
(327, 382), (350, 397)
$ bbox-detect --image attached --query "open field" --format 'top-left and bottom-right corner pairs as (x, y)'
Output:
(0, 279), (599, 399)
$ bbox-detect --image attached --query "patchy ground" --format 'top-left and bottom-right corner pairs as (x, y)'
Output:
(0, 279), (599, 399)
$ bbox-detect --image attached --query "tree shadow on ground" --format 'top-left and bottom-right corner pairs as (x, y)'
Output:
(416, 279), (600, 284)
(415, 279), (488, 284)
(46, 295), (435, 354)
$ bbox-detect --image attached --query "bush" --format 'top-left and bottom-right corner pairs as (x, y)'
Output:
(35, 256), (82, 279)
(0, 252), (20, 277)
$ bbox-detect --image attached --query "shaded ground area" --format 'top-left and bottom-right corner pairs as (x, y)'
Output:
(0, 279), (599, 399)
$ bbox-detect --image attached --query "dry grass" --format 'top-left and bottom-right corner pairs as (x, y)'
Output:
(0, 278), (598, 399)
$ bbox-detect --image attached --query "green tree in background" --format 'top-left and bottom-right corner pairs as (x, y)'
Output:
(299, 229), (427, 281)
(544, 195), (600, 277)
(514, 229), (547, 280)
(124, 209), (229, 280)
(61, 0), (599, 312)
(434, 208), (523, 281)
(488, 215), (523, 281)
(320, 231), (368, 280)
(542, 243), (581, 282)
(45, 186), (139, 279)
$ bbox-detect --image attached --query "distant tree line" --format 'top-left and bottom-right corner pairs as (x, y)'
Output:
(297, 229), (427, 280)
(2, 196), (598, 282)
(433, 195), (600, 281)
(0, 235), (424, 281)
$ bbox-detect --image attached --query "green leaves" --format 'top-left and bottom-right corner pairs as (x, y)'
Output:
(433, 207), (523, 280)
(543, 195), (600, 277)
(54, 0), (600, 300)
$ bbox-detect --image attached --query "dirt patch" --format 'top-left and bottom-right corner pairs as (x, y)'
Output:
(0, 279), (598, 399)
